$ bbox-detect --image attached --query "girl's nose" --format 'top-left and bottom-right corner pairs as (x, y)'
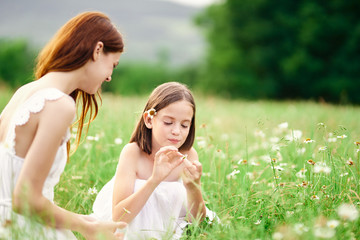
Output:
(105, 76), (112, 82)
(172, 124), (180, 135)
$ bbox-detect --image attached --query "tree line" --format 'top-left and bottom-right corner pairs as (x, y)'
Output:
(1, 0), (360, 104)
(195, 0), (360, 103)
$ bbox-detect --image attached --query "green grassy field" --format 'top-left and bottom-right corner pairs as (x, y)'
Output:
(1, 90), (359, 239)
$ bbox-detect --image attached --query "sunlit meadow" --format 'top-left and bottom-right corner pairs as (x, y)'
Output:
(0, 89), (359, 239)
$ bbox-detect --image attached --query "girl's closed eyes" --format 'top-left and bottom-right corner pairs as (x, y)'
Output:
(163, 121), (172, 125)
(181, 123), (190, 128)
(162, 116), (191, 128)
(163, 121), (190, 128)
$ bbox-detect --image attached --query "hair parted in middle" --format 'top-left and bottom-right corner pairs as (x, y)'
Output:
(130, 82), (196, 155)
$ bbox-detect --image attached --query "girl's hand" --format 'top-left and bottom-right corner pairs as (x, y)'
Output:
(81, 218), (127, 240)
(151, 146), (184, 183)
(182, 157), (203, 189)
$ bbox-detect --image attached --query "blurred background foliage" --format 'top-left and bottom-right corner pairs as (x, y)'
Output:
(1, 0), (360, 104)
(195, 0), (360, 103)
(0, 38), (36, 88)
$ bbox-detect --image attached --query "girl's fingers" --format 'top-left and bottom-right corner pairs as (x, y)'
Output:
(174, 155), (185, 167)
(114, 232), (124, 240)
(183, 168), (201, 184)
(184, 159), (201, 172)
(155, 146), (183, 162)
(155, 147), (177, 158)
(101, 221), (127, 235)
(183, 158), (193, 167)
(183, 159), (203, 181)
(184, 165), (198, 178)
(185, 164), (196, 174)
(115, 221), (127, 229)
(183, 156), (202, 171)
(167, 150), (183, 159)
(183, 167), (192, 178)
(193, 161), (202, 172)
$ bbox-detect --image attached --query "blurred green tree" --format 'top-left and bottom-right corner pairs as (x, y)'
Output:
(196, 0), (360, 103)
(0, 39), (35, 87)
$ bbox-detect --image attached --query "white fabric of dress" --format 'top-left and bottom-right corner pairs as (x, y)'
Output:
(0, 88), (76, 239)
(92, 177), (189, 240)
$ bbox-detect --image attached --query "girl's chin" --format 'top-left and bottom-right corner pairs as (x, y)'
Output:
(162, 142), (181, 149)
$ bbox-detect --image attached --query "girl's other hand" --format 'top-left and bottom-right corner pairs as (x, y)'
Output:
(182, 157), (202, 189)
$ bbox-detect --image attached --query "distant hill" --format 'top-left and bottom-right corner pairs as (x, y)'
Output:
(0, 0), (206, 66)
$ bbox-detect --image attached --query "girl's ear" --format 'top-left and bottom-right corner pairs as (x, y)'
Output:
(143, 112), (153, 129)
(92, 41), (104, 61)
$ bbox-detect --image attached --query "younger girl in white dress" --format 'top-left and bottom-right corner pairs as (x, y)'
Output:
(92, 82), (216, 239)
(0, 11), (126, 239)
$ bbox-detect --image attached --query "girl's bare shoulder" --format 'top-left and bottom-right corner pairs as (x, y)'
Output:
(122, 142), (141, 153)
(119, 142), (142, 162)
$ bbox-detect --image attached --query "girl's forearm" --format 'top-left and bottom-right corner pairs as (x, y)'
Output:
(186, 186), (206, 222)
(112, 177), (159, 223)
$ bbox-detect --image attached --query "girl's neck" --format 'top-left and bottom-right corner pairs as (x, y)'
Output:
(147, 151), (157, 162)
(149, 144), (161, 161)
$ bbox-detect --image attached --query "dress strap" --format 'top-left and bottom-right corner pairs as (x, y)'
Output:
(4, 88), (75, 155)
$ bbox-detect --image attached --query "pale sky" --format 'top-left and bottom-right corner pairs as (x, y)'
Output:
(0, 0), (213, 65)
(158, 0), (220, 8)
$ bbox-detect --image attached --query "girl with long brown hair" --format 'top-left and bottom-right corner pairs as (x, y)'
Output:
(92, 82), (217, 239)
(0, 11), (126, 239)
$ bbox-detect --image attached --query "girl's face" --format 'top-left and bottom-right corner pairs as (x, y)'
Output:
(150, 100), (193, 150)
(83, 49), (121, 94)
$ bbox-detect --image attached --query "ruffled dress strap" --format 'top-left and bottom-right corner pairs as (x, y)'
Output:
(3, 88), (74, 156)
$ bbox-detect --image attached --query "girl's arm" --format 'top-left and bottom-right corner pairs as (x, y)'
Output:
(182, 147), (206, 222)
(112, 144), (184, 223)
(13, 97), (125, 239)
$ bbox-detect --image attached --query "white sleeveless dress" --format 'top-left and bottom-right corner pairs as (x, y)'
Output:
(92, 177), (188, 240)
(92, 176), (219, 240)
(0, 88), (77, 239)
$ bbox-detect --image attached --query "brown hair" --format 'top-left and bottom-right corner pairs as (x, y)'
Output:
(35, 11), (124, 155)
(130, 82), (196, 154)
